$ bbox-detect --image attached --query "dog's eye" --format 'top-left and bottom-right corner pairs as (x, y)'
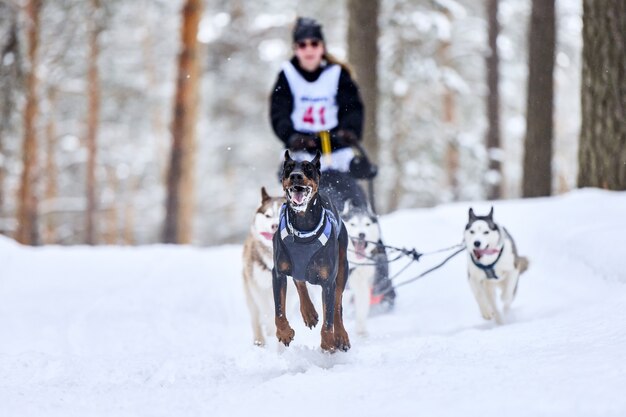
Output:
(483, 231), (489, 235)
(470, 230), (475, 234)
(265, 214), (272, 218)
(283, 162), (294, 175)
(303, 164), (314, 176)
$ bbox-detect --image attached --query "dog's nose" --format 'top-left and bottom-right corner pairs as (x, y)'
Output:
(359, 233), (366, 239)
(289, 172), (303, 181)
(271, 224), (278, 232)
(473, 241), (481, 248)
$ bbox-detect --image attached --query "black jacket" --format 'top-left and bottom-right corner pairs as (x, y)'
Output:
(270, 57), (364, 150)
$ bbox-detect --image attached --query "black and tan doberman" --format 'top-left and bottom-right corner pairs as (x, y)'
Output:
(272, 150), (350, 352)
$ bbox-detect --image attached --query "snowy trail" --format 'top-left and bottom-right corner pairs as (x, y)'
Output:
(1, 189), (625, 416)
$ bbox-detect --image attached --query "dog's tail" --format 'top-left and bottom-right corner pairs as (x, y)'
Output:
(517, 256), (529, 274)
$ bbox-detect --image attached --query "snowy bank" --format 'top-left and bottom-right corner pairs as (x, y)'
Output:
(1, 189), (625, 417)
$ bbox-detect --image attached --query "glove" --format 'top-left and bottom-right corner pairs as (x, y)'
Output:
(334, 129), (359, 147)
(287, 133), (318, 151)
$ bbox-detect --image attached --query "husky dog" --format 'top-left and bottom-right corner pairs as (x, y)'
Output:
(242, 187), (285, 346)
(342, 200), (380, 336)
(464, 207), (529, 324)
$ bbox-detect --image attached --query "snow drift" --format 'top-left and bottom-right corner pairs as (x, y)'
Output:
(1, 189), (625, 416)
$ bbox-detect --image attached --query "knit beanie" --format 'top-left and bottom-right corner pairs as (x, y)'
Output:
(293, 17), (324, 43)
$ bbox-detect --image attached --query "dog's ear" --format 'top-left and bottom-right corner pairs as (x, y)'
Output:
(284, 150), (292, 162)
(469, 208), (477, 221)
(261, 186), (270, 203)
(488, 206), (494, 219)
(341, 199), (351, 216)
(366, 197), (375, 215)
(311, 150), (322, 172)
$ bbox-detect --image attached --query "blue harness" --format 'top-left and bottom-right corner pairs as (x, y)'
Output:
(278, 203), (339, 281)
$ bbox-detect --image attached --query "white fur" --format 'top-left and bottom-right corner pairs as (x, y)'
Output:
(342, 203), (381, 336)
(464, 213), (526, 325)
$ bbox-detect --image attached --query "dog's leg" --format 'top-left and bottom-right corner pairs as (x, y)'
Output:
(468, 275), (493, 320)
(294, 280), (318, 328)
(482, 280), (503, 324)
(243, 278), (265, 346)
(351, 268), (370, 336)
(320, 282), (337, 352)
(272, 267), (295, 346)
(501, 269), (520, 313)
(333, 238), (351, 351)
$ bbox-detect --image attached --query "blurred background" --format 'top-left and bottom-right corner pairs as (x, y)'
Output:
(0, 0), (611, 246)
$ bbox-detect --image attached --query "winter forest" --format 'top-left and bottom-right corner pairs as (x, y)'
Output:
(2, 1), (626, 415)
(1, 0), (623, 247)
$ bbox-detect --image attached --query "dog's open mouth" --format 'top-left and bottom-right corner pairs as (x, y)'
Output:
(287, 185), (312, 208)
(260, 232), (274, 241)
(473, 246), (500, 260)
(351, 237), (368, 260)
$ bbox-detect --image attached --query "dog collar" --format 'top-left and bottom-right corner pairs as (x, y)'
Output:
(470, 244), (504, 279)
(279, 203), (336, 246)
(286, 204), (325, 239)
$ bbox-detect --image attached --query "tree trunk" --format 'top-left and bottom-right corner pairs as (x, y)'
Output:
(85, 0), (102, 245)
(43, 87), (58, 244)
(522, 0), (556, 197)
(578, 0), (626, 190)
(104, 166), (119, 245)
(347, 0), (380, 161)
(163, 0), (202, 243)
(15, 0), (42, 245)
(486, 0), (503, 200)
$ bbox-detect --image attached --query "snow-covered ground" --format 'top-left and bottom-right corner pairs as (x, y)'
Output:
(1, 189), (625, 417)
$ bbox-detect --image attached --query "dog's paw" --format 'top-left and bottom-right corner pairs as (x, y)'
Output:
(493, 311), (504, 325)
(334, 328), (351, 352)
(275, 318), (295, 346)
(301, 307), (319, 329)
(276, 326), (295, 346)
(479, 306), (495, 320)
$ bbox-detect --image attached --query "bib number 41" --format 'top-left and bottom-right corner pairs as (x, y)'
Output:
(302, 106), (326, 126)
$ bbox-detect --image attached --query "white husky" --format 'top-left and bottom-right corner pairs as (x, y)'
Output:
(242, 187), (285, 346)
(464, 207), (529, 324)
(342, 200), (381, 336)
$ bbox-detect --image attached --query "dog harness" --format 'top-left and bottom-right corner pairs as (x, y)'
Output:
(470, 246), (504, 279)
(278, 203), (339, 281)
(470, 227), (510, 279)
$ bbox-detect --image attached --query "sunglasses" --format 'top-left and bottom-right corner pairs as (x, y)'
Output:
(296, 40), (321, 49)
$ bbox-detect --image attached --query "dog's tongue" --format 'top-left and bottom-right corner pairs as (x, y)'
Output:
(260, 232), (274, 241)
(353, 239), (367, 259)
(473, 247), (500, 259)
(292, 190), (306, 204)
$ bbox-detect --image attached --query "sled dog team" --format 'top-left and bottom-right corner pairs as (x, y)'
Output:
(243, 152), (529, 352)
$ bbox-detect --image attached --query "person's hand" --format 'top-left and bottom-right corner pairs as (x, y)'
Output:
(287, 133), (318, 151)
(334, 130), (359, 147)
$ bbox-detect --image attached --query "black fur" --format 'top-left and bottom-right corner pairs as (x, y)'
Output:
(272, 151), (350, 351)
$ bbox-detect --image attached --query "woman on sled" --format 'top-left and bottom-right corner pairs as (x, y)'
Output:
(269, 17), (395, 311)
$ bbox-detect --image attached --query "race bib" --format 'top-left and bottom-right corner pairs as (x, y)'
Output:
(282, 62), (341, 133)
